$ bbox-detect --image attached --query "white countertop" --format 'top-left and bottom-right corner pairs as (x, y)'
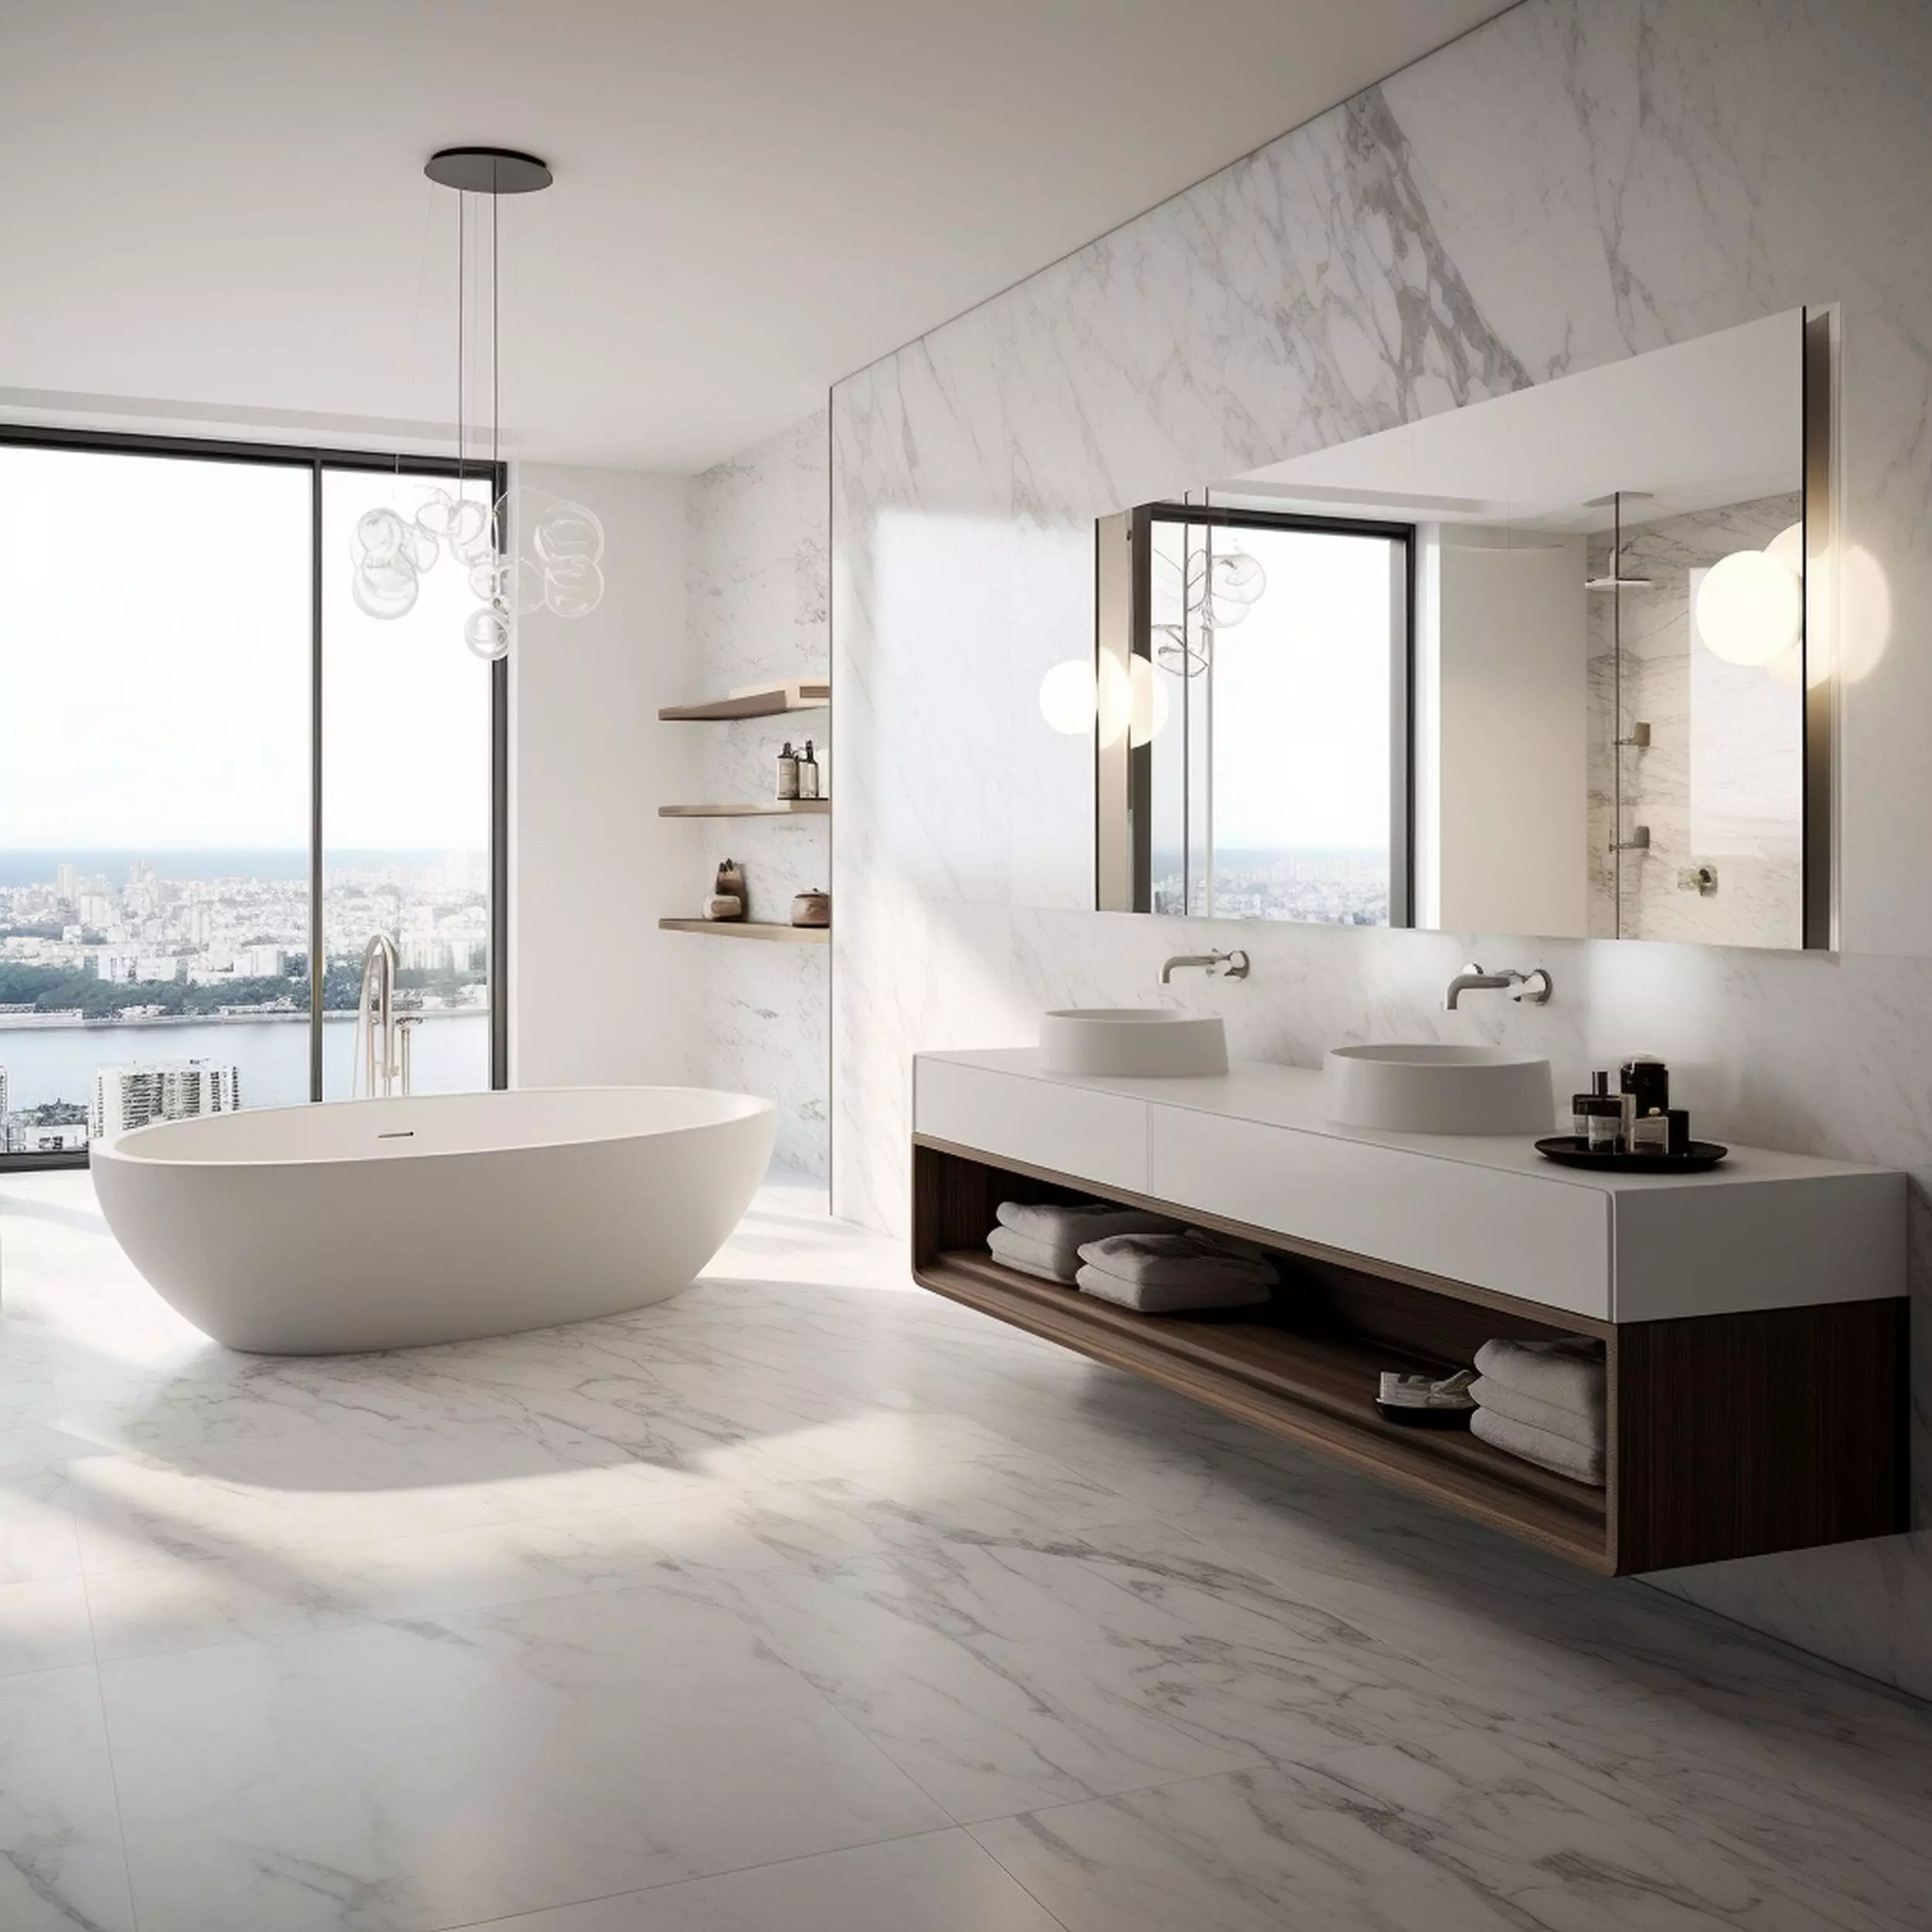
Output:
(919, 1048), (1895, 1193)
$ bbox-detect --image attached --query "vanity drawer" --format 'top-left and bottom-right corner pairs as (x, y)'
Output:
(1147, 1107), (1611, 1318)
(913, 1059), (1148, 1195)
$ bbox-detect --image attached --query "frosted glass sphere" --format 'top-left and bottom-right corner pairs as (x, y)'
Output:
(1695, 549), (1801, 667)
(1038, 658), (1097, 734)
(543, 556), (604, 618)
(1765, 520), (1804, 578)
(352, 559), (418, 619)
(464, 604), (512, 660)
(354, 508), (405, 567)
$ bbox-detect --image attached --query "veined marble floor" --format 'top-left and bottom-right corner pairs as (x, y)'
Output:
(2, 1170), (1928, 1932)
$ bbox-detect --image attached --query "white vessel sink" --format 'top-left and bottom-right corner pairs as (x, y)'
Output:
(1039, 1008), (1229, 1078)
(1324, 1043), (1553, 1135)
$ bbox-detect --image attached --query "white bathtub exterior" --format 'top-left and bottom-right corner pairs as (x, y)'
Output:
(91, 1087), (776, 1354)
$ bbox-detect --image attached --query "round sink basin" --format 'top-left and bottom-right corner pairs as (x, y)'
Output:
(1039, 1008), (1229, 1078)
(1324, 1043), (1553, 1136)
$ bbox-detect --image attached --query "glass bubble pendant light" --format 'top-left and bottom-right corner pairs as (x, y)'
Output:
(349, 146), (606, 658)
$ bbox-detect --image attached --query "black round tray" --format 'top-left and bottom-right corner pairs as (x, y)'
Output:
(1535, 1134), (1729, 1173)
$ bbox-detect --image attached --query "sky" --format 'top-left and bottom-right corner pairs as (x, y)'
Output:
(1155, 523), (1393, 853)
(0, 444), (492, 852)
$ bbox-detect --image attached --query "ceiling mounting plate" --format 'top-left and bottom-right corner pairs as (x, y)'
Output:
(423, 147), (553, 195)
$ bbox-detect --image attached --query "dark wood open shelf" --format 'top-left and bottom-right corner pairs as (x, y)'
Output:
(911, 1135), (1908, 1576)
(923, 1249), (1608, 1566)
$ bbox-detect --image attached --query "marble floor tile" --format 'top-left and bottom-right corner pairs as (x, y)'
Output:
(973, 1730), (1913, 1932)
(102, 1580), (948, 1932)
(682, 1510), (1513, 1822)
(0, 1575), (94, 1677)
(0, 1461), (80, 1584)
(0, 1665), (136, 1932)
(448, 1828), (1064, 1931)
(81, 1506), (679, 1662)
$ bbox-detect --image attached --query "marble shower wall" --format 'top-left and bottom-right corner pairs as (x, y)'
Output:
(686, 411), (831, 1180)
(1586, 495), (1804, 946)
(830, 0), (1932, 1696)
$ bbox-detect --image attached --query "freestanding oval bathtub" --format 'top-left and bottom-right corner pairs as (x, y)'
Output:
(91, 1087), (776, 1354)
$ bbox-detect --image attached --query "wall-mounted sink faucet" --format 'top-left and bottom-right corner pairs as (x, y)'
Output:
(1444, 962), (1553, 1010)
(1161, 949), (1250, 984)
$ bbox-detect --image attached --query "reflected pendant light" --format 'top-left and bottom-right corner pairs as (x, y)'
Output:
(349, 146), (606, 659)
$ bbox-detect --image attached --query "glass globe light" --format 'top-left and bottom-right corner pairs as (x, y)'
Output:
(1038, 658), (1097, 734)
(464, 604), (512, 660)
(1694, 549), (1801, 667)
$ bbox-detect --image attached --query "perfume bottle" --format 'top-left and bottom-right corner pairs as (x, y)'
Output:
(1573, 1070), (1623, 1151)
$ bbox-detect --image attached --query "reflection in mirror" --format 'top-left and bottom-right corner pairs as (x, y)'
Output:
(1084, 308), (1824, 950)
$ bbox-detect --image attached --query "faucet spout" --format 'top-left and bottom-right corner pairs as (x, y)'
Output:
(1444, 962), (1553, 1011)
(1160, 949), (1250, 985)
(357, 933), (410, 1097)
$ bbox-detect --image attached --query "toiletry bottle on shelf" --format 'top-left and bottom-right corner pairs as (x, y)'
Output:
(775, 743), (799, 801)
(1630, 1108), (1671, 1155)
(1573, 1071), (1623, 1151)
(798, 740), (820, 801)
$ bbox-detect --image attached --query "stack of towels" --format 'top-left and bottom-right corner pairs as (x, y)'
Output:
(1468, 1335), (1605, 1488)
(988, 1202), (1275, 1312)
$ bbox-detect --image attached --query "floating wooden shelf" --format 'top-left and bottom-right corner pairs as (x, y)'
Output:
(658, 918), (828, 944)
(659, 678), (829, 722)
(912, 1137), (1907, 1577)
(658, 800), (830, 818)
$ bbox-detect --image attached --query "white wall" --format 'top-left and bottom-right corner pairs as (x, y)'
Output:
(511, 462), (702, 1089)
(685, 413), (832, 1180)
(1434, 536), (1588, 937)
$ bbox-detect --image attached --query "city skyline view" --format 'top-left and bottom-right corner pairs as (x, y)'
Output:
(0, 848), (491, 1146)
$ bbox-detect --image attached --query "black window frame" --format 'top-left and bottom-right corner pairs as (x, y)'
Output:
(0, 423), (509, 1172)
(1114, 501), (1415, 928)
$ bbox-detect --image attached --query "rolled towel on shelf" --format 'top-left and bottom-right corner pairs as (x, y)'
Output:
(1471, 1406), (1605, 1488)
(1468, 1375), (1604, 1452)
(1471, 1335), (1604, 1416)
(1076, 1231), (1277, 1294)
(1074, 1263), (1270, 1315)
(987, 1224), (1081, 1284)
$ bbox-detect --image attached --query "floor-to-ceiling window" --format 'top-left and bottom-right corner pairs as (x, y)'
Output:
(0, 431), (505, 1166)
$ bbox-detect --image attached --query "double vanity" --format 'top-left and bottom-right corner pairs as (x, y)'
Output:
(910, 1013), (1906, 1576)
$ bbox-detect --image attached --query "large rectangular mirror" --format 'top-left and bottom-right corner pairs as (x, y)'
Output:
(1088, 308), (1833, 949)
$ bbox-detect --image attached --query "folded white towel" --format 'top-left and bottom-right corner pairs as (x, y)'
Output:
(987, 1225), (1080, 1284)
(985, 1234), (1077, 1286)
(1471, 1405), (1605, 1487)
(1075, 1262), (1270, 1315)
(995, 1200), (1180, 1244)
(1469, 1374), (1604, 1451)
(1472, 1335), (1604, 1417)
(1076, 1231), (1276, 1292)
(991, 1201), (1179, 1281)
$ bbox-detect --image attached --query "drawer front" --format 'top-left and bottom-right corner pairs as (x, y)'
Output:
(914, 1059), (1148, 1195)
(1148, 1108), (1611, 1318)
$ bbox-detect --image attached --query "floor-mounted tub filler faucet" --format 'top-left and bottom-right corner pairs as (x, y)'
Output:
(356, 932), (420, 1097)
(1161, 948), (1250, 985)
(1444, 962), (1553, 1010)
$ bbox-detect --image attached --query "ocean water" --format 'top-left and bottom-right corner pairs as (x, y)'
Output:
(0, 1012), (490, 1114)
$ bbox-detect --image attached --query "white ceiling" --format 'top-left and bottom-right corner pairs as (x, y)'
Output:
(0, 0), (1515, 472)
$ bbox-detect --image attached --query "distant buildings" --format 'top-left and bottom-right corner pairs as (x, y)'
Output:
(91, 1060), (242, 1140)
(1, 1067), (92, 1153)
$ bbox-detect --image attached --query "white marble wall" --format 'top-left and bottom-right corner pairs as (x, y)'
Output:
(686, 412), (831, 1180)
(829, 0), (1932, 1695)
